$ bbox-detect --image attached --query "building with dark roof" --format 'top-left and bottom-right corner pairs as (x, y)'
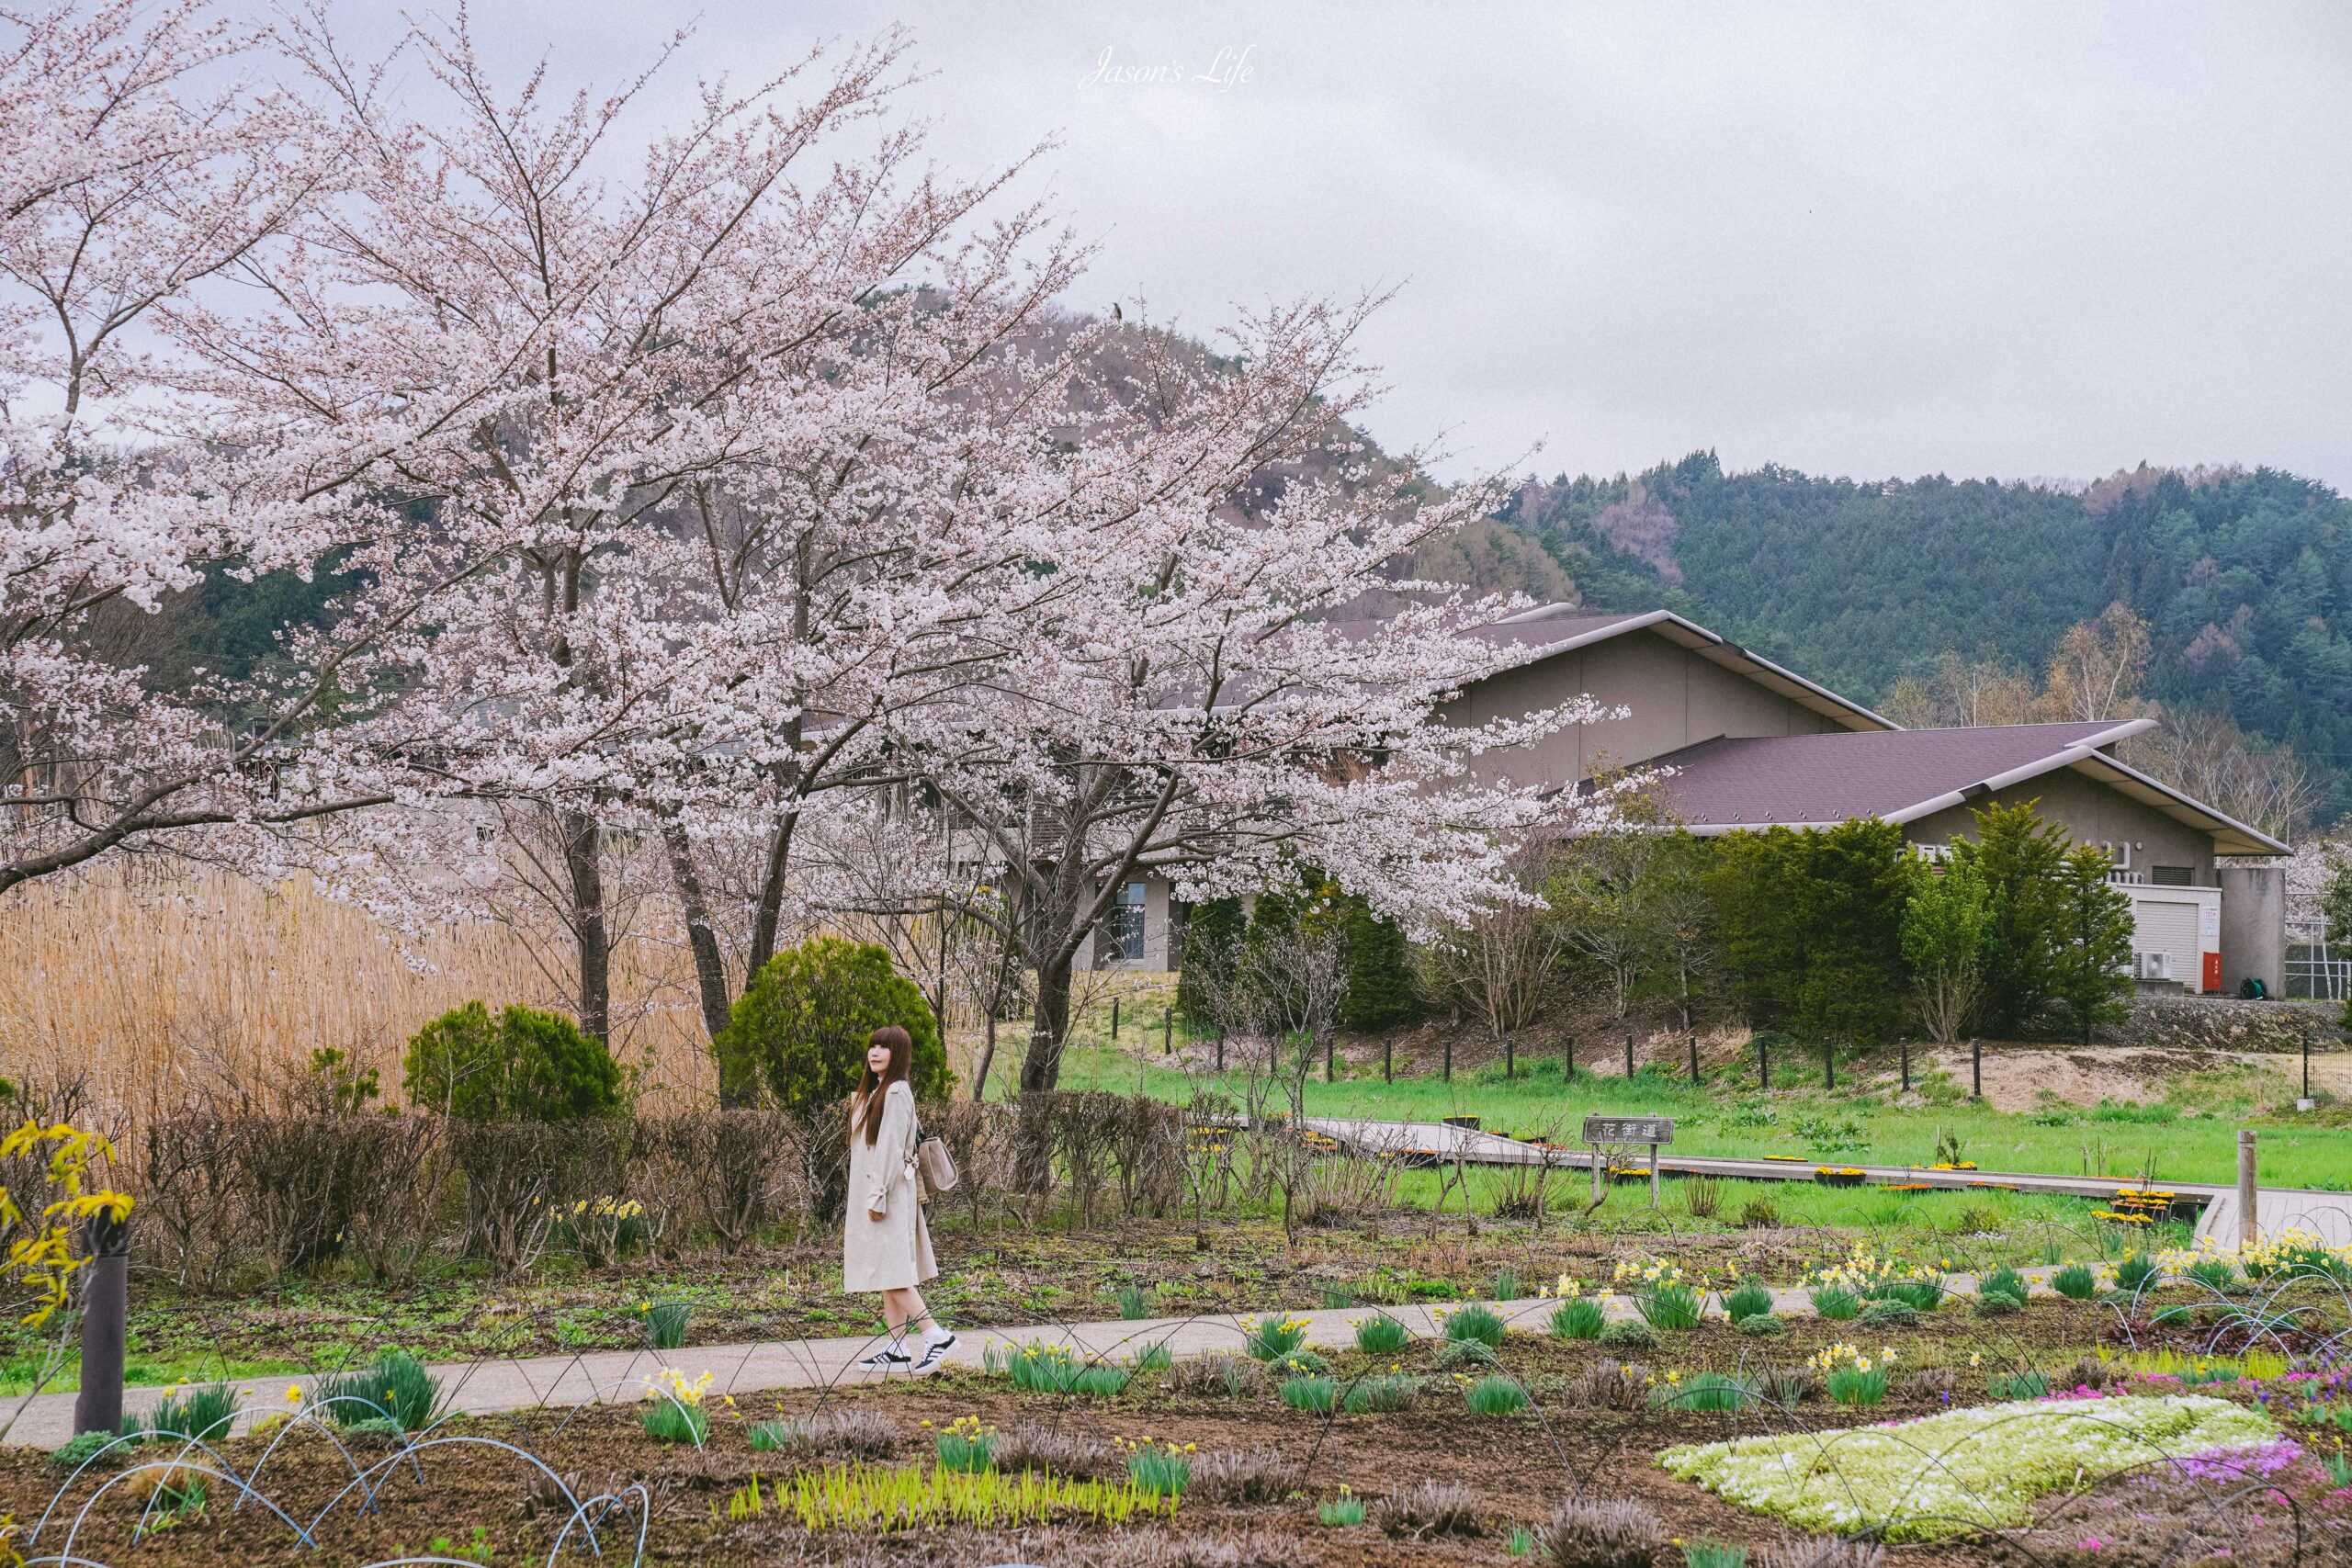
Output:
(1442, 603), (2286, 996)
(1096, 601), (2289, 995)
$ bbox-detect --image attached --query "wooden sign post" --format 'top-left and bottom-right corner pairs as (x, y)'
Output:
(1583, 1114), (1675, 1209)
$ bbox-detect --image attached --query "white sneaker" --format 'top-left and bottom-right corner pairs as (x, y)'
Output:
(857, 1343), (912, 1371)
(912, 1333), (958, 1372)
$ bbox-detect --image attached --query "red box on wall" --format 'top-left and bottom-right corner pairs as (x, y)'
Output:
(2201, 952), (2222, 993)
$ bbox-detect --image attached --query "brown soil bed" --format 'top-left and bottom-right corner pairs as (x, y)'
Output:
(3, 1300), (2270, 1568)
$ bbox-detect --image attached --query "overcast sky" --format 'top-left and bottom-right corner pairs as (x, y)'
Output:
(336, 2), (2352, 491)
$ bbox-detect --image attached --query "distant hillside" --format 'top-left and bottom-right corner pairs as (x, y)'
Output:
(1491, 454), (2352, 819)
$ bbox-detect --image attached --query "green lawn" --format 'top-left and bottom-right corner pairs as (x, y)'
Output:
(1044, 1037), (2352, 1192)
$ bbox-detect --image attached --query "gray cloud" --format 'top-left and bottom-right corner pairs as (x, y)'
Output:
(343, 1), (2352, 488)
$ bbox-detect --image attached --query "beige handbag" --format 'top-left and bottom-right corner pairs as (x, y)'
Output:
(913, 1118), (959, 1199)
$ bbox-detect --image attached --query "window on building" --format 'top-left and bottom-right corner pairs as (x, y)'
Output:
(2151, 865), (2193, 887)
(1114, 881), (1147, 961)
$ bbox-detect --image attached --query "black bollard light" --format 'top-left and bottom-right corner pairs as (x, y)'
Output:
(73, 1209), (130, 1438)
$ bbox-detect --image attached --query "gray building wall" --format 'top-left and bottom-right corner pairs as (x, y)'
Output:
(2218, 864), (2288, 997)
(1902, 769), (2218, 884)
(1444, 628), (1850, 790)
(1073, 874), (1177, 972)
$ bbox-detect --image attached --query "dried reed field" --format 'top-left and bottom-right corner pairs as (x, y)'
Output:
(0, 870), (718, 1120)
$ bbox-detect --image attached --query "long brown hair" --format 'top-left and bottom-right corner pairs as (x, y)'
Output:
(851, 1025), (912, 1146)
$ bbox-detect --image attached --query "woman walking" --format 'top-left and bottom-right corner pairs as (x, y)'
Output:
(844, 1025), (956, 1371)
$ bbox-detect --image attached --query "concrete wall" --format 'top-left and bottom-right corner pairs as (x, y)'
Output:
(1445, 627), (1848, 790)
(2218, 863), (2288, 997)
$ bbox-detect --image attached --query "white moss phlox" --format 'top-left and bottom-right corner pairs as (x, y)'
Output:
(1659, 1394), (2275, 1541)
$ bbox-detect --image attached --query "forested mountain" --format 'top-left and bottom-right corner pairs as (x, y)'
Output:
(1494, 455), (2352, 822)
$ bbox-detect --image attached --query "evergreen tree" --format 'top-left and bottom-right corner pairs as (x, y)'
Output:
(2047, 844), (2135, 1043)
(1948, 800), (2071, 1036)
(1704, 827), (1808, 1029)
(1339, 897), (1421, 1030)
(1791, 818), (1911, 1043)
(1175, 897), (1247, 1026)
(1899, 852), (1996, 1044)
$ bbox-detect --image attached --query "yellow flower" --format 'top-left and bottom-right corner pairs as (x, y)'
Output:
(284, 1384), (303, 1404)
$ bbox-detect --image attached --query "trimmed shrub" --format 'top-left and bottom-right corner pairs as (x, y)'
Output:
(717, 937), (945, 1109)
(1598, 1318), (1656, 1350)
(1858, 1301), (1921, 1329)
(1736, 1312), (1785, 1337)
(402, 1001), (624, 1122)
(994, 1420), (1109, 1477)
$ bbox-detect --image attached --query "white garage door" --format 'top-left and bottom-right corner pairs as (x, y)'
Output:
(2131, 898), (2199, 980)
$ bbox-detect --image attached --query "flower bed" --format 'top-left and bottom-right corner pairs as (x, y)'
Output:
(1658, 1394), (2276, 1540)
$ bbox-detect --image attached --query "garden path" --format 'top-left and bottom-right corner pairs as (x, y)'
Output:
(3, 1269), (2045, 1450)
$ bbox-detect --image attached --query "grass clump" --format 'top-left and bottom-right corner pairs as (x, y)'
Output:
(314, 1349), (442, 1432)
(1280, 1374), (1338, 1414)
(1736, 1313), (1785, 1338)
(1317, 1485), (1366, 1527)
(1723, 1280), (1775, 1324)
(748, 1406), (899, 1461)
(1342, 1371), (1421, 1414)
(1551, 1297), (1606, 1340)
(1240, 1314), (1311, 1362)
(639, 1368), (712, 1444)
(1810, 1286), (1861, 1321)
(1114, 1283), (1156, 1320)
(1654, 1371), (1759, 1413)
(2051, 1262), (2098, 1300)
(640, 1301), (690, 1350)
(1373, 1479), (1481, 1540)
(739, 1461), (1178, 1529)
(989, 1343), (1131, 1398)
(1463, 1374), (1529, 1415)
(932, 1415), (997, 1472)
(134, 1382), (239, 1443)
(1815, 1345), (1891, 1406)
(1115, 1435), (1193, 1500)
(1353, 1313), (1411, 1356)
(1438, 1303), (1507, 1348)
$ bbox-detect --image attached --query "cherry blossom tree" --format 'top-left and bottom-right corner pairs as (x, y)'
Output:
(0, 0), (370, 897)
(868, 301), (1625, 1094)
(177, 14), (1080, 1044)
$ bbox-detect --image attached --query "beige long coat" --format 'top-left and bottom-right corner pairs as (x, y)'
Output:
(842, 1080), (936, 1292)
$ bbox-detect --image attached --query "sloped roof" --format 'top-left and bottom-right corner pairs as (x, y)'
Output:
(1635, 720), (2288, 855)
(1453, 604), (1894, 732)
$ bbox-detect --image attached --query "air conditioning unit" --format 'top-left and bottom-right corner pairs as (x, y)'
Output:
(2131, 953), (2173, 981)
